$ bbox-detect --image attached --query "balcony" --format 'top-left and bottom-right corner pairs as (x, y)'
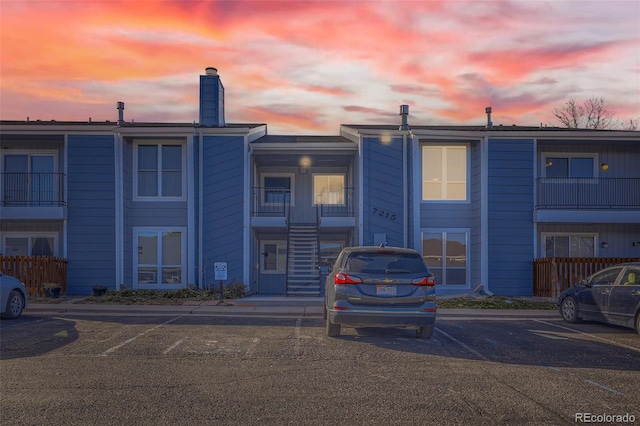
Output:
(1, 173), (66, 220)
(250, 187), (355, 229)
(534, 178), (640, 223)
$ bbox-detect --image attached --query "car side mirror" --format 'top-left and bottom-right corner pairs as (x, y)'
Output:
(579, 279), (590, 287)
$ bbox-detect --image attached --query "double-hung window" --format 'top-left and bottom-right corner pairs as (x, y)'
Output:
(136, 143), (184, 199)
(135, 229), (185, 287)
(261, 174), (293, 205)
(3, 234), (56, 256)
(313, 174), (345, 205)
(542, 234), (596, 257)
(422, 230), (469, 286)
(542, 154), (596, 178)
(422, 145), (468, 201)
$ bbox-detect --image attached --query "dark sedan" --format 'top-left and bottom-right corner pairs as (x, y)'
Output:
(558, 262), (640, 334)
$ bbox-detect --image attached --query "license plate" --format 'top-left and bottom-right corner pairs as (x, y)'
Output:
(376, 285), (397, 296)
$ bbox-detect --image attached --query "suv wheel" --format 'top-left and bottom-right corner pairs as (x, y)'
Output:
(636, 312), (640, 336)
(416, 325), (433, 339)
(326, 316), (341, 337)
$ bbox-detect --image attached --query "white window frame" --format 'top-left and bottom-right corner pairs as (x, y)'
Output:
(421, 144), (469, 203)
(133, 140), (187, 202)
(1, 150), (59, 205)
(260, 241), (287, 274)
(133, 227), (186, 289)
(541, 233), (598, 258)
(260, 173), (295, 207)
(312, 173), (345, 206)
(421, 229), (470, 288)
(540, 153), (598, 179)
(2, 232), (58, 257)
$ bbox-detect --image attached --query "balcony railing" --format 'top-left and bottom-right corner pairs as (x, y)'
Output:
(536, 178), (640, 209)
(251, 187), (355, 218)
(533, 257), (640, 298)
(318, 187), (355, 217)
(2, 173), (66, 207)
(251, 187), (291, 217)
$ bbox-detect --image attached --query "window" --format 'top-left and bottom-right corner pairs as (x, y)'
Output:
(135, 143), (184, 199)
(135, 229), (184, 286)
(422, 231), (468, 286)
(543, 234), (595, 257)
(588, 267), (623, 286)
(261, 174), (293, 205)
(422, 145), (467, 201)
(261, 242), (287, 273)
(320, 241), (343, 269)
(3, 235), (56, 256)
(542, 154), (596, 178)
(313, 175), (345, 205)
(3, 153), (56, 206)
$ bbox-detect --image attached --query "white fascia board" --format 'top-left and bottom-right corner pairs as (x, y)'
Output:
(197, 126), (266, 136)
(250, 142), (358, 151)
(117, 128), (197, 137)
(0, 123), (118, 134)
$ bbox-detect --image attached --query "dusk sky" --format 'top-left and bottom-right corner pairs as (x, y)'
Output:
(1, 0), (639, 134)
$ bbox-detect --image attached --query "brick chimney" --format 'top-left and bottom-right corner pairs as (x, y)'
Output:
(199, 67), (225, 127)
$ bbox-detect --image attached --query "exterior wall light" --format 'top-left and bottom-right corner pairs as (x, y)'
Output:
(601, 242), (608, 248)
(601, 163), (609, 171)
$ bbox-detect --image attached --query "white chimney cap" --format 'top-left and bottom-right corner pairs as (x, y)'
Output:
(205, 67), (218, 76)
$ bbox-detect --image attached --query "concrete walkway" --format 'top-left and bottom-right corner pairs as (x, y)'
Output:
(25, 295), (560, 319)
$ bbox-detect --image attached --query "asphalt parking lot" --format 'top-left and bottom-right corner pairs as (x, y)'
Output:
(1, 309), (638, 425)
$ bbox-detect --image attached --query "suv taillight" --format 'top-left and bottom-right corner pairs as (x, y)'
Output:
(412, 276), (436, 286)
(334, 273), (363, 285)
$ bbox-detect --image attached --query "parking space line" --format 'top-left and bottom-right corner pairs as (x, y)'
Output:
(244, 338), (260, 358)
(434, 327), (489, 361)
(100, 316), (182, 356)
(163, 339), (183, 355)
(584, 380), (624, 396)
(533, 320), (640, 353)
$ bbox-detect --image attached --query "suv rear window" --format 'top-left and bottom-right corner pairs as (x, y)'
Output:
(344, 252), (428, 274)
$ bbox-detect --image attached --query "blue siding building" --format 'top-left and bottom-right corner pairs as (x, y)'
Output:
(1, 68), (638, 297)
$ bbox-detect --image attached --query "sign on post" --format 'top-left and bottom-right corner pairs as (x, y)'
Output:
(214, 262), (228, 281)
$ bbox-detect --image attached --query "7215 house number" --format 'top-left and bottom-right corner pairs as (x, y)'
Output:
(372, 207), (397, 222)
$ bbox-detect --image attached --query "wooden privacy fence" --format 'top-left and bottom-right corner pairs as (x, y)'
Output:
(533, 257), (640, 298)
(0, 255), (67, 297)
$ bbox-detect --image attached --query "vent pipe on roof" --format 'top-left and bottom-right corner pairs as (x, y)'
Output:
(399, 104), (409, 131)
(485, 106), (493, 129)
(117, 101), (125, 125)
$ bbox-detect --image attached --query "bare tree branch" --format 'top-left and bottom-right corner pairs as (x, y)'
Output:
(553, 97), (617, 129)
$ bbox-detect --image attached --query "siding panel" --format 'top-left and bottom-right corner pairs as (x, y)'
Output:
(66, 134), (116, 294)
(488, 138), (534, 296)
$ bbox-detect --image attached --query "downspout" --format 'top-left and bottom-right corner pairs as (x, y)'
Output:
(481, 135), (493, 295)
(63, 134), (69, 262)
(198, 131), (203, 289)
(114, 132), (123, 290)
(403, 133), (408, 247)
(187, 134), (195, 287)
(243, 135), (251, 289)
(357, 135), (364, 245)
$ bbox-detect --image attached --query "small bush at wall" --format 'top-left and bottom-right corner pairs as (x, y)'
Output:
(82, 284), (248, 304)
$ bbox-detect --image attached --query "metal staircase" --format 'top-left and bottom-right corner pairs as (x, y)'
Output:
(286, 224), (321, 295)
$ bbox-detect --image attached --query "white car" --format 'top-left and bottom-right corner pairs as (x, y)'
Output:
(0, 272), (28, 319)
